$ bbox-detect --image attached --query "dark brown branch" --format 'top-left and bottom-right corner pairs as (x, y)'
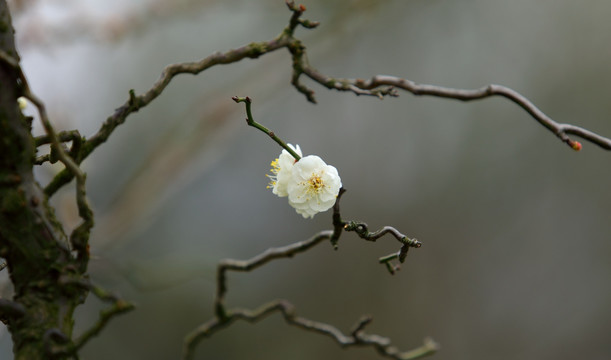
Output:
(184, 299), (438, 360)
(43, 0), (311, 197)
(231, 97), (423, 274)
(330, 187), (347, 248)
(331, 188), (421, 274)
(44, 0), (610, 199)
(184, 230), (436, 360)
(215, 230), (333, 318)
(298, 69), (609, 151)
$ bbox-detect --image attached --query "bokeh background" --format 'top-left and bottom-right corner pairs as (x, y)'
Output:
(2, 0), (611, 359)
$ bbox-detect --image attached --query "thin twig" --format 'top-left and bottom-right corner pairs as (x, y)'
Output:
(344, 221), (421, 275)
(46, 277), (135, 357)
(44, 1), (611, 198)
(299, 71), (607, 150)
(34, 130), (83, 164)
(233, 96), (423, 273)
(184, 230), (436, 360)
(231, 96), (301, 160)
(184, 299), (437, 360)
(215, 230), (332, 318)
(42, 3), (309, 196)
(34, 130), (81, 147)
(332, 188), (421, 274)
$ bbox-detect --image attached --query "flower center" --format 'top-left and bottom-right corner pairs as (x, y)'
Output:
(307, 174), (324, 193)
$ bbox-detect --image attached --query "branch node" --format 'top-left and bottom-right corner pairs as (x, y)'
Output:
(350, 315), (373, 337)
(128, 89), (140, 111)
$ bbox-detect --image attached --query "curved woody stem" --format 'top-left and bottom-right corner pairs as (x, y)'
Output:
(42, 1), (611, 197)
(232, 96), (301, 161)
(183, 231), (436, 360)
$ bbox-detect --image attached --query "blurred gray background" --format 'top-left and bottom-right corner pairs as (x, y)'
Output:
(2, 0), (611, 359)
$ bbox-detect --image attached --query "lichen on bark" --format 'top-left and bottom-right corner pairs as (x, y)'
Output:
(0, 1), (89, 358)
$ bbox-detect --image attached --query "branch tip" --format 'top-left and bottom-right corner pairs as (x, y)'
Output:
(231, 96), (250, 104)
(569, 140), (582, 151)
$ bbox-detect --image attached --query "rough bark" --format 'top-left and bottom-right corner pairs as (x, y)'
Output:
(0, 1), (86, 358)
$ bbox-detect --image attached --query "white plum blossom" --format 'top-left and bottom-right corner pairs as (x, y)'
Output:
(287, 155), (342, 218)
(267, 144), (302, 197)
(267, 145), (342, 218)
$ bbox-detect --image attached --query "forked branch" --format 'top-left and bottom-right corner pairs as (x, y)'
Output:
(44, 1), (611, 198)
(184, 231), (437, 360)
(332, 188), (421, 274)
(44, 278), (135, 358)
(301, 73), (606, 150)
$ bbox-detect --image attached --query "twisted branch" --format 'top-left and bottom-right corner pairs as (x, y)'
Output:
(44, 0), (611, 198)
(186, 141), (426, 356)
(301, 73), (606, 150)
(43, 2), (307, 197)
(231, 97), (423, 274)
(184, 230), (437, 360)
(331, 188), (421, 274)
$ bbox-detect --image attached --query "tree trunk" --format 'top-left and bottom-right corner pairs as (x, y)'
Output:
(0, 2), (86, 358)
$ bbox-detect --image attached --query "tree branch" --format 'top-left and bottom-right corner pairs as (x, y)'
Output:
(331, 188), (421, 274)
(45, 278), (135, 358)
(43, 0), (610, 199)
(42, 3), (307, 196)
(214, 230), (333, 319)
(0, 50), (94, 273)
(184, 299), (437, 360)
(299, 72), (607, 150)
(184, 230), (436, 360)
(232, 96), (301, 160)
(231, 97), (423, 273)
(34, 130), (83, 165)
